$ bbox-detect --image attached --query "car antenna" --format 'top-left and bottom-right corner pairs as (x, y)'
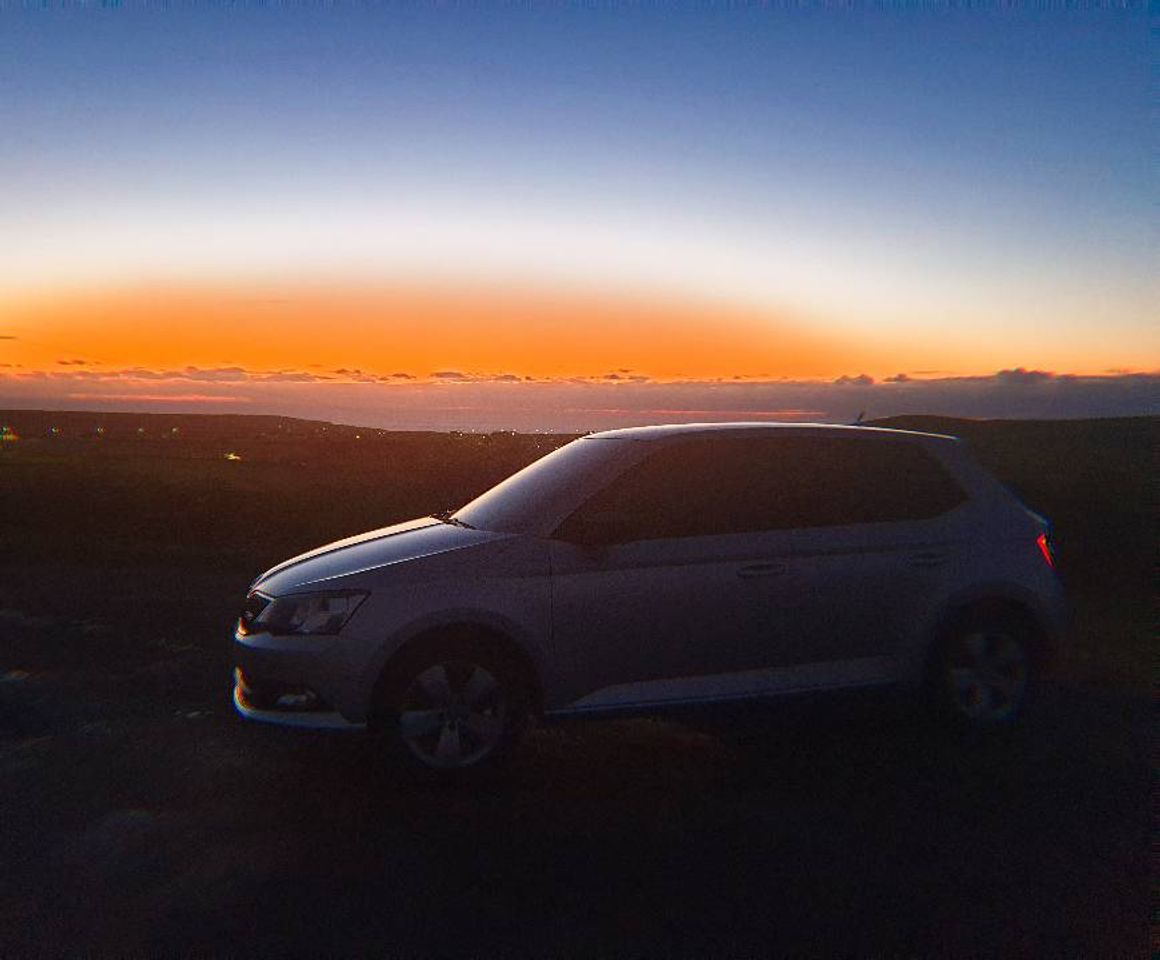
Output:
(853, 410), (865, 426)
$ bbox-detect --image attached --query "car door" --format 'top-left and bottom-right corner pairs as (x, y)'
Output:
(745, 520), (959, 670)
(549, 528), (801, 708)
(733, 436), (970, 674)
(546, 437), (802, 709)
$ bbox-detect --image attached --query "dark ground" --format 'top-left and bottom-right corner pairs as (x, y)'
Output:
(0, 412), (1153, 957)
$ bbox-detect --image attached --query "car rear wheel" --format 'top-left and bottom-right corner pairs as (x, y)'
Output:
(932, 614), (1032, 729)
(380, 641), (528, 775)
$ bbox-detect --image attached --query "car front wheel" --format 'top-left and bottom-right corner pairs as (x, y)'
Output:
(380, 641), (528, 775)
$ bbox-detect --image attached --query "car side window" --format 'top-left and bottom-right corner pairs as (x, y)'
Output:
(775, 437), (966, 527)
(552, 438), (792, 543)
(552, 434), (966, 544)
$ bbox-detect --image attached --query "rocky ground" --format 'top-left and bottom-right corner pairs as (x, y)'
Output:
(0, 567), (1149, 957)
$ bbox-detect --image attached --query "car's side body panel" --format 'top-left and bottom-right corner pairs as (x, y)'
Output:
(548, 656), (898, 717)
(546, 528), (800, 707)
(733, 516), (966, 672)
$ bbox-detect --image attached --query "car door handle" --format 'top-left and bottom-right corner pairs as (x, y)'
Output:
(907, 551), (949, 568)
(737, 561), (788, 579)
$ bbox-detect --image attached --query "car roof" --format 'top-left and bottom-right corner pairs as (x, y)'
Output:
(583, 421), (960, 443)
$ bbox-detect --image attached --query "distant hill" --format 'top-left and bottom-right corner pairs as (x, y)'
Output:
(3, 407), (1154, 443)
(0, 409), (394, 442)
(867, 413), (1157, 440)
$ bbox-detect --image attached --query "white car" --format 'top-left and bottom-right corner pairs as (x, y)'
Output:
(233, 423), (1066, 774)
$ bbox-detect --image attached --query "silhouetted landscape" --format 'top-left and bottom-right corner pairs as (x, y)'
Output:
(0, 410), (1151, 956)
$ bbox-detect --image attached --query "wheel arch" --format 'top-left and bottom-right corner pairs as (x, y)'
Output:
(364, 611), (546, 728)
(926, 584), (1059, 674)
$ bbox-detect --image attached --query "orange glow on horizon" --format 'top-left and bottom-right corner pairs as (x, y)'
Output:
(2, 279), (929, 382)
(2, 279), (1151, 384)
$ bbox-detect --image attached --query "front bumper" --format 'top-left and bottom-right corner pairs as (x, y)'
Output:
(233, 669), (365, 730)
(232, 627), (366, 731)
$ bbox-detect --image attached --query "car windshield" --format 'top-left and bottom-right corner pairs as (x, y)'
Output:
(453, 437), (639, 536)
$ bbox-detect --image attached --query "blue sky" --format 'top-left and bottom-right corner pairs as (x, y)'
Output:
(0, 3), (1155, 425)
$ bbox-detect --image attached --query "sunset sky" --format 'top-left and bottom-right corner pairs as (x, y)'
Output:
(1, 4), (1155, 429)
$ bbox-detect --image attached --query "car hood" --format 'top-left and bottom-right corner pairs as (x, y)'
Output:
(251, 517), (509, 595)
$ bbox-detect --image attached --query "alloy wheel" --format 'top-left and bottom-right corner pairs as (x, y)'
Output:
(945, 629), (1028, 723)
(397, 660), (508, 769)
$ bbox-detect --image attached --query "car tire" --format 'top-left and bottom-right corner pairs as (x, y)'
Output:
(928, 611), (1034, 731)
(377, 636), (530, 777)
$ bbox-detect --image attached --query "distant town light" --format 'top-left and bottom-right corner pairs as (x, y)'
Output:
(225, 452), (242, 461)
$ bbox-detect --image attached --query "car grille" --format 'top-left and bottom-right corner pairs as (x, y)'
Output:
(238, 592), (271, 635)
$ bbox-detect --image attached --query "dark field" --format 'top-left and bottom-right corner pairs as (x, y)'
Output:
(0, 411), (1152, 957)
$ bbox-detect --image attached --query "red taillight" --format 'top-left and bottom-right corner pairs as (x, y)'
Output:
(1036, 531), (1055, 569)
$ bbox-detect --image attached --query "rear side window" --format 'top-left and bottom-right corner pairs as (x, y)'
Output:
(552, 434), (965, 543)
(781, 437), (966, 527)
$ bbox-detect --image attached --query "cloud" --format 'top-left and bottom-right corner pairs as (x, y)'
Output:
(994, 367), (1054, 386)
(326, 368), (381, 382)
(388, 372), (415, 380)
(258, 371), (330, 383)
(23, 365), (330, 384)
(422, 370), (527, 383)
(65, 392), (247, 404)
(56, 359), (89, 366)
(3, 366), (1155, 430)
(115, 367), (173, 380)
(183, 366), (249, 382)
(834, 374), (875, 386)
(0, 335), (16, 340)
(49, 369), (104, 380)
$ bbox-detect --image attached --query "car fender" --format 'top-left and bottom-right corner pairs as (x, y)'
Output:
(900, 578), (1067, 682)
(356, 605), (551, 719)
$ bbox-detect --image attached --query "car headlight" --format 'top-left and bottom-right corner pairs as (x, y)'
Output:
(247, 590), (368, 636)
